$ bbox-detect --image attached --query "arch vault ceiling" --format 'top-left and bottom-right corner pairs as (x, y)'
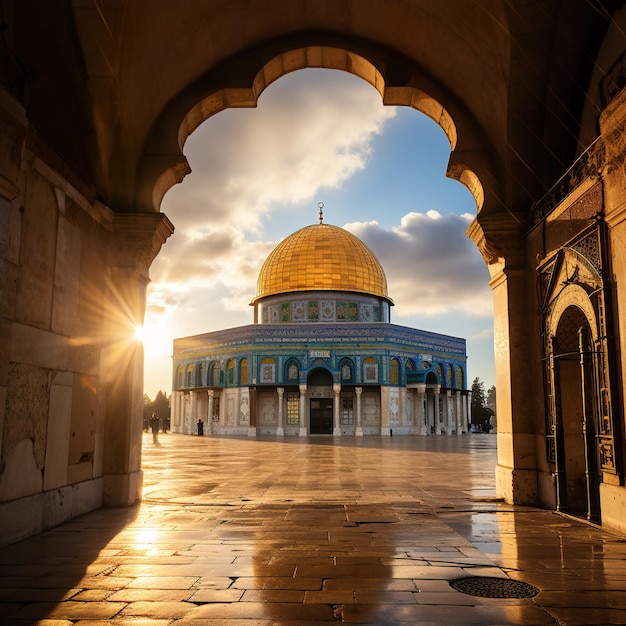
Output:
(5, 0), (622, 221)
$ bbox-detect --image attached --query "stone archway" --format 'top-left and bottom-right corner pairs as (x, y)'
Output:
(142, 41), (491, 218)
(5, 2), (625, 545)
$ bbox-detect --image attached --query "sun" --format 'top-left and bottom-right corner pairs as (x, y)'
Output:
(133, 325), (147, 343)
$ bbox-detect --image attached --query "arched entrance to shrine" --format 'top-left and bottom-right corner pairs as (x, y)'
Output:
(308, 368), (334, 435)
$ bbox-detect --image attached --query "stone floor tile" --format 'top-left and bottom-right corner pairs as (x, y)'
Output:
(119, 600), (195, 618)
(230, 577), (322, 591)
(125, 576), (199, 589)
(188, 588), (244, 603)
(70, 589), (115, 601)
(303, 589), (355, 603)
(108, 588), (194, 602)
(353, 590), (418, 604)
(323, 577), (417, 591)
(183, 601), (335, 620)
(545, 607), (626, 625)
(6, 600), (127, 620)
(240, 589), (305, 602)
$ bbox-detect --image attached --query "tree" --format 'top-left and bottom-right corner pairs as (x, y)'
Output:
(152, 390), (170, 419)
(470, 377), (493, 431)
(486, 385), (496, 412)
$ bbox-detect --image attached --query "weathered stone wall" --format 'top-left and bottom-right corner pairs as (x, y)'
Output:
(0, 96), (115, 544)
(0, 89), (174, 546)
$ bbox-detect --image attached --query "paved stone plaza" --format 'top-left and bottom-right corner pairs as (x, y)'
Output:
(1, 433), (626, 624)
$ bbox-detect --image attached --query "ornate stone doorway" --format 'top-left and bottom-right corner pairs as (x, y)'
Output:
(551, 305), (600, 521)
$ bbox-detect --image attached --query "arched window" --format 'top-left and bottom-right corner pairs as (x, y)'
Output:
(285, 359), (299, 382)
(227, 359), (236, 385)
(363, 357), (378, 383)
(456, 366), (464, 389)
(339, 358), (354, 383)
(176, 365), (184, 389)
(209, 362), (219, 386)
(390, 358), (400, 385)
(195, 363), (204, 387)
(446, 364), (453, 388)
(405, 359), (415, 384)
(260, 357), (276, 383)
(185, 364), (193, 387)
(239, 358), (249, 385)
(436, 363), (444, 384)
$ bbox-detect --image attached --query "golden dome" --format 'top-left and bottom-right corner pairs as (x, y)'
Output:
(253, 222), (389, 302)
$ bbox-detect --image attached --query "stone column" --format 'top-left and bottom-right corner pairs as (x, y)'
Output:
(445, 390), (453, 435)
(206, 390), (214, 435)
(455, 391), (463, 435)
(171, 391), (181, 433)
(276, 387), (285, 437)
(468, 213), (538, 505)
(299, 383), (307, 436)
(417, 385), (427, 435)
(434, 390), (441, 435)
(190, 390), (197, 434)
(102, 213), (174, 506)
(355, 387), (363, 437)
(598, 92), (626, 532)
(333, 383), (341, 436)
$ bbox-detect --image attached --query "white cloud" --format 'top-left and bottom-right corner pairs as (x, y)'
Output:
(345, 211), (492, 317)
(161, 69), (395, 235)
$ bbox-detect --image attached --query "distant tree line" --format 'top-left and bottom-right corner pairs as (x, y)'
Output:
(143, 390), (171, 431)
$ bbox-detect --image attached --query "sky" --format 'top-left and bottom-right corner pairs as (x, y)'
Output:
(143, 68), (495, 399)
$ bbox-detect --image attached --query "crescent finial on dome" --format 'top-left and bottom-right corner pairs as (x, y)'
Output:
(318, 202), (324, 224)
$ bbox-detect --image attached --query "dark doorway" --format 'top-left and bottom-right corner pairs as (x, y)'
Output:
(552, 305), (600, 522)
(310, 398), (333, 434)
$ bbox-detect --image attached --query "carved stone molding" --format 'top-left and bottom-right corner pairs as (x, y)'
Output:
(467, 212), (525, 271)
(112, 212), (175, 278)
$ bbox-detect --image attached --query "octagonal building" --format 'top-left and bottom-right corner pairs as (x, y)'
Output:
(171, 214), (469, 437)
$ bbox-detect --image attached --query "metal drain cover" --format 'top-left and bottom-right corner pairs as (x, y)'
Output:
(450, 577), (539, 598)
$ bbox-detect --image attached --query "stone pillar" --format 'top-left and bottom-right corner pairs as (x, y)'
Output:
(299, 383), (307, 436)
(204, 389), (214, 436)
(598, 90), (626, 533)
(206, 390), (214, 435)
(276, 387), (284, 437)
(103, 213), (174, 506)
(434, 390), (441, 435)
(417, 386), (427, 435)
(171, 391), (181, 433)
(468, 214), (539, 505)
(355, 387), (363, 437)
(190, 390), (197, 434)
(455, 391), (463, 435)
(333, 383), (341, 436)
(445, 390), (453, 435)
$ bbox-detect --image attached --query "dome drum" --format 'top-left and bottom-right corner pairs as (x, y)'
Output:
(255, 290), (391, 324)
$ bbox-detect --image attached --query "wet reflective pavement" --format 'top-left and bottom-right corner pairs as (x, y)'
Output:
(1, 433), (626, 624)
